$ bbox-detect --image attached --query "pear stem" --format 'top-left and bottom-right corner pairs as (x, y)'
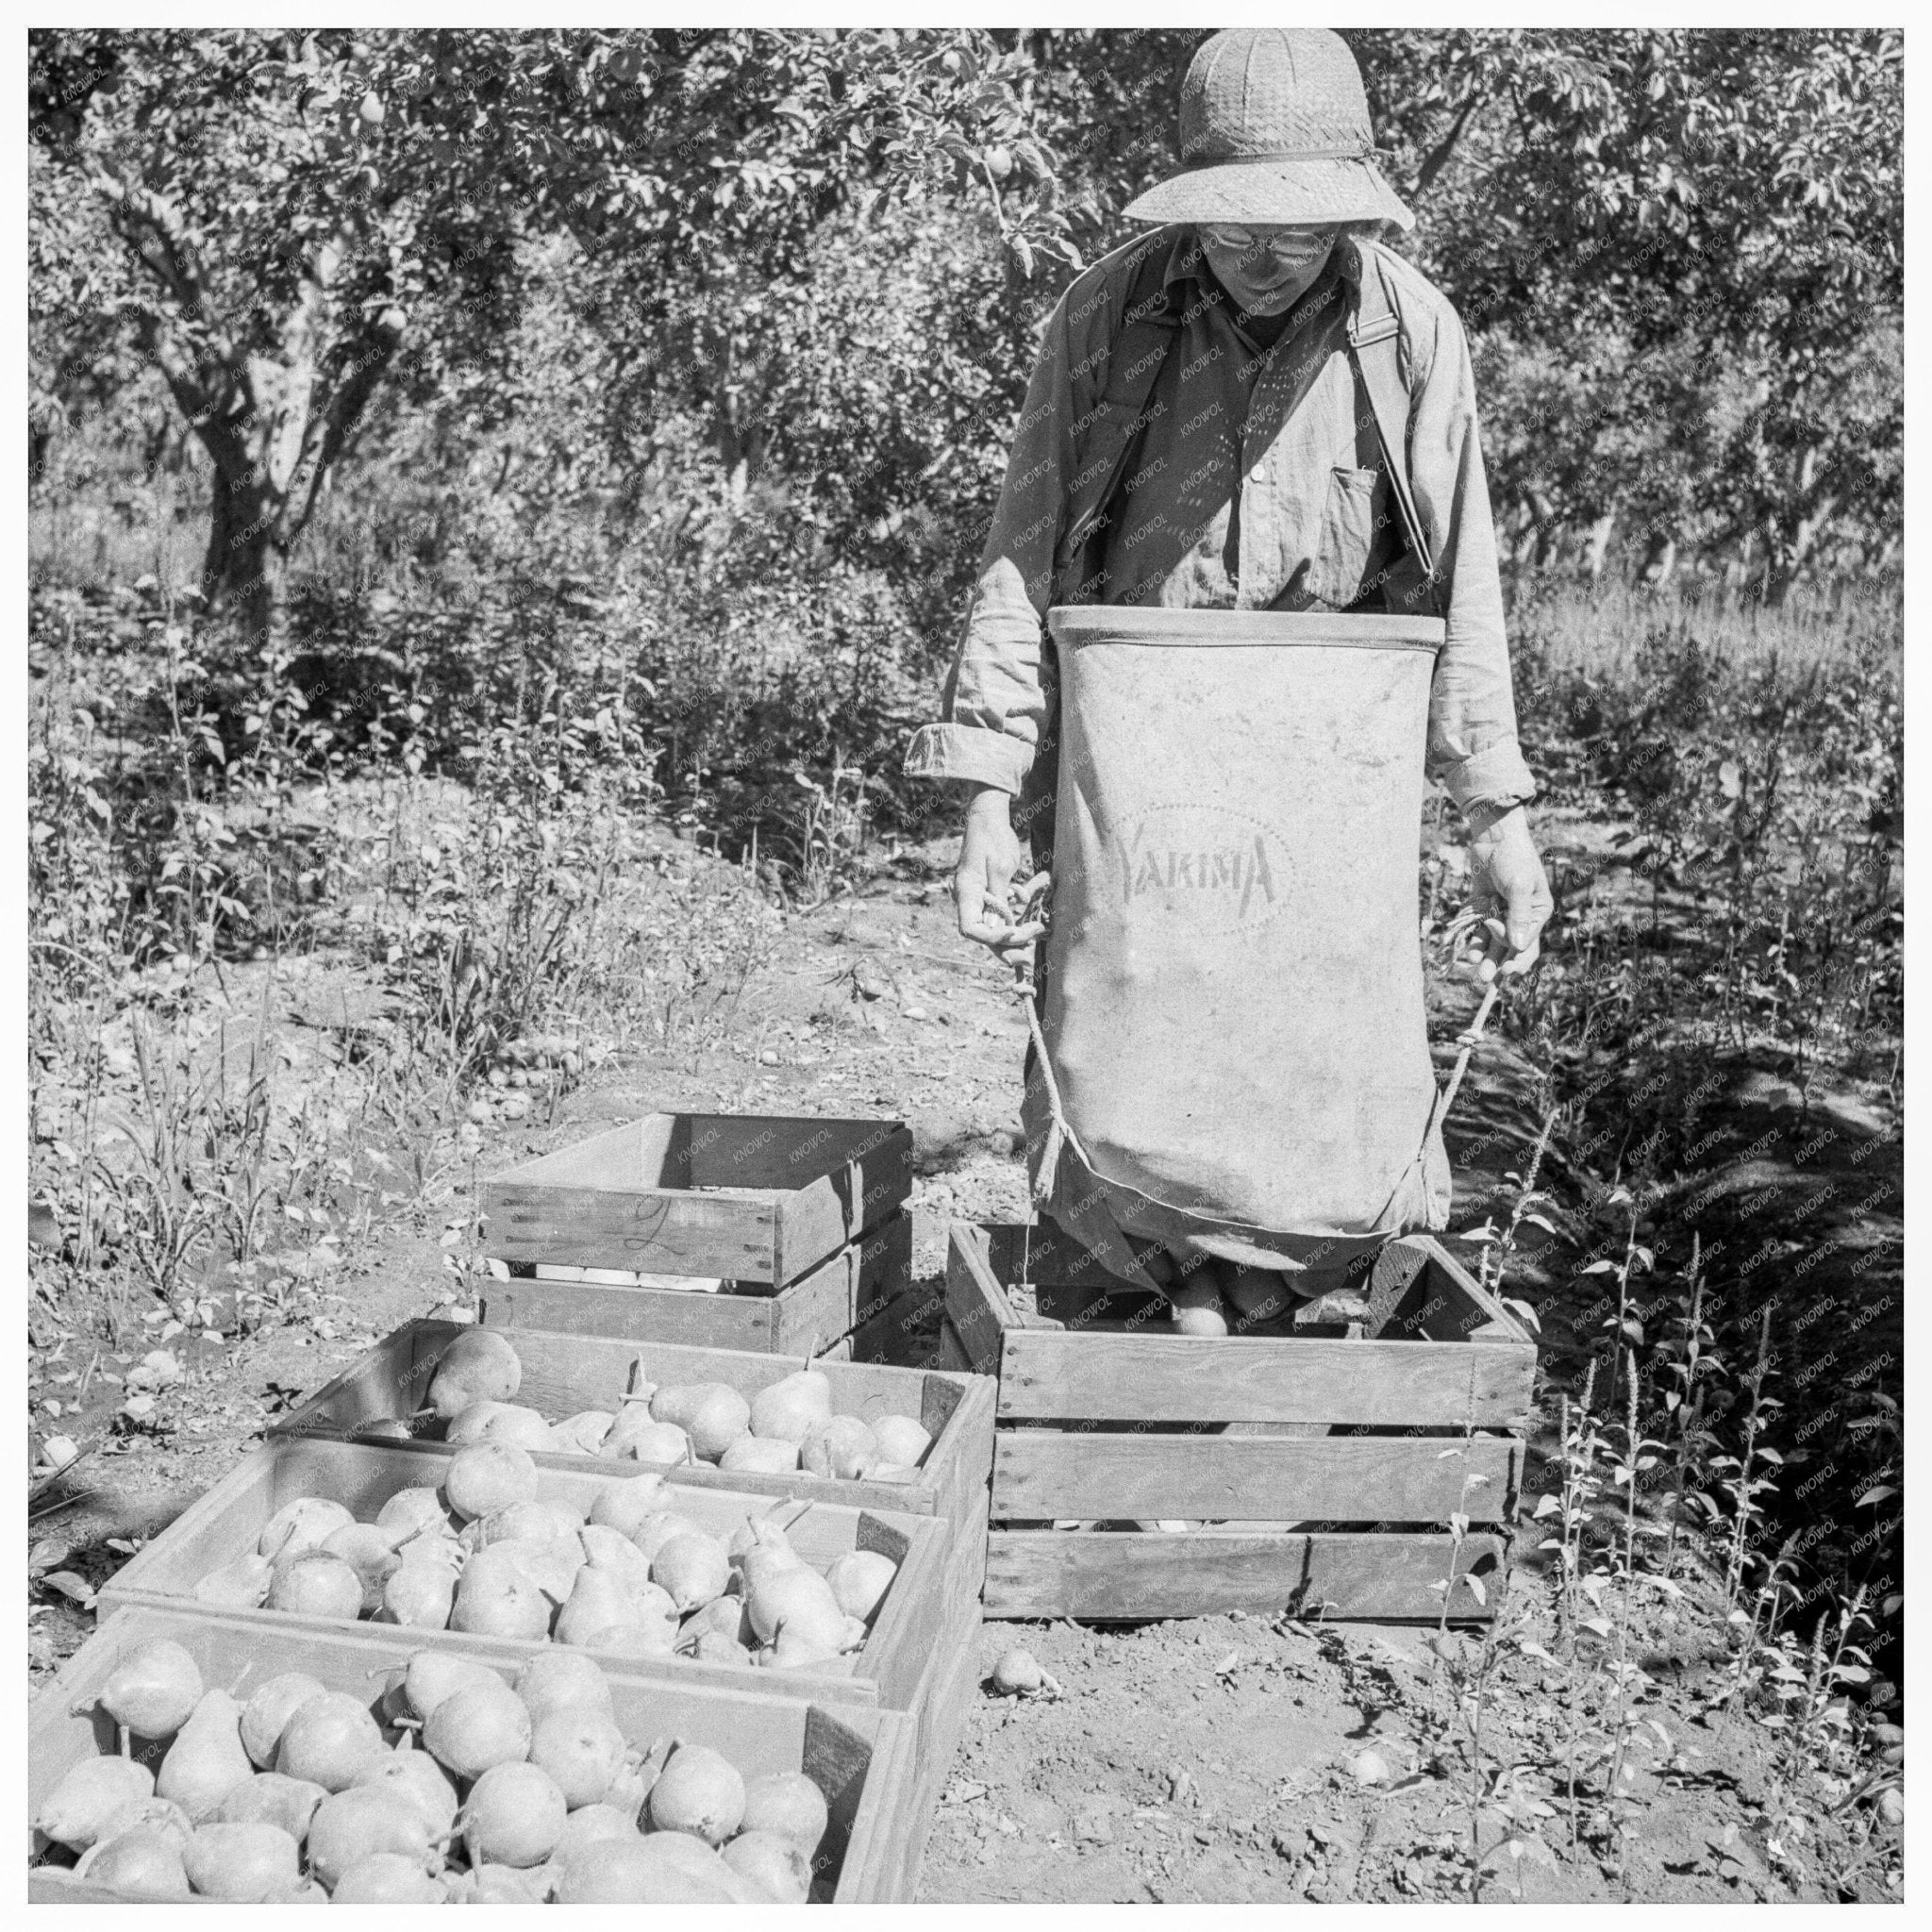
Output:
(118, 1723), (130, 1759)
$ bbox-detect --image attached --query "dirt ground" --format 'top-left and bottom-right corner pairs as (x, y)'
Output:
(25, 828), (1904, 1904)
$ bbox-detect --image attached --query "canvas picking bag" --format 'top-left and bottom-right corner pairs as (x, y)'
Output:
(1024, 604), (1453, 1285)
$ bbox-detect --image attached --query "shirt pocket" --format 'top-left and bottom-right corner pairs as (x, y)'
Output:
(1303, 466), (1379, 608)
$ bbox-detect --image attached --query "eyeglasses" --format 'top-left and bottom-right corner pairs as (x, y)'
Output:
(1201, 224), (1339, 252)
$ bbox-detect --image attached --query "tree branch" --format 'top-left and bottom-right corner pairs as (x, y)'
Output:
(1416, 91), (1483, 197)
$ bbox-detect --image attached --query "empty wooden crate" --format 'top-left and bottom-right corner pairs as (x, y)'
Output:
(30, 1607), (925, 1901)
(482, 1112), (914, 1285)
(484, 1209), (913, 1357)
(946, 1221), (1535, 1623)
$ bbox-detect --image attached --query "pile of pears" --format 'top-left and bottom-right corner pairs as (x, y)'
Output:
(37, 1638), (833, 1900)
(194, 1452), (902, 1674)
(362, 1330), (935, 1482)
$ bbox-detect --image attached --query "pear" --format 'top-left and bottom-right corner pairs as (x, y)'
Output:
(552, 1802), (641, 1863)
(554, 1831), (752, 1904)
(451, 1552), (553, 1641)
(358, 1418), (416, 1441)
(748, 1366), (834, 1443)
(256, 1496), (355, 1563)
(688, 1629), (752, 1667)
(353, 1740), (459, 1838)
(306, 1786), (439, 1892)
(584, 1474), (668, 1537)
(646, 1745), (745, 1845)
(723, 1828), (812, 1902)
(35, 1755), (155, 1849)
(528, 1708), (628, 1807)
(321, 1523), (401, 1614)
(401, 1650), (501, 1724)
(443, 1440), (539, 1521)
(616, 1419), (693, 1466)
(266, 1552), (364, 1622)
(74, 1826), (191, 1899)
(736, 1541), (808, 1618)
(94, 1794), (194, 1849)
(630, 1510), (704, 1562)
(214, 1771), (327, 1844)
(872, 1413), (932, 1468)
(742, 1563), (841, 1647)
(729, 1514), (803, 1573)
(445, 1399), (516, 1444)
(464, 1863), (550, 1902)
(720, 1435), (801, 1474)
(473, 1403), (557, 1453)
(156, 1689), (253, 1823)
(275, 1691), (384, 1793)
(192, 1550), (273, 1609)
(1167, 1275), (1230, 1335)
(462, 1760), (569, 1868)
(799, 1414), (878, 1480)
(499, 1533), (586, 1604)
(180, 1820), (300, 1899)
(93, 1638), (204, 1739)
(422, 1678), (532, 1781)
(739, 1770), (829, 1852)
(550, 1409), (617, 1455)
(513, 1649), (615, 1725)
(770, 1608), (870, 1670)
(651, 1531), (731, 1613)
(374, 1486), (452, 1540)
(825, 1548), (899, 1622)
(426, 1324), (523, 1418)
(263, 1878), (330, 1902)
(684, 1595), (754, 1646)
(241, 1673), (327, 1769)
(580, 1619), (677, 1659)
(380, 1557), (456, 1628)
(473, 1498), (584, 1546)
(577, 1523), (660, 1602)
(870, 1463), (918, 1485)
(330, 1854), (447, 1903)
(556, 1565), (645, 1648)
(650, 1382), (751, 1461)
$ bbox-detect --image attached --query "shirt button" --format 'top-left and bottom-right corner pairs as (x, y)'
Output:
(1249, 465), (1266, 485)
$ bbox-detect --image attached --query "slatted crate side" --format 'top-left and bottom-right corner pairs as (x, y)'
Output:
(272, 1320), (990, 1528)
(481, 1114), (915, 1286)
(97, 1437), (952, 1713)
(948, 1221), (1527, 1624)
(481, 1210), (914, 1355)
(981, 1527), (1507, 1622)
(30, 1607), (914, 1903)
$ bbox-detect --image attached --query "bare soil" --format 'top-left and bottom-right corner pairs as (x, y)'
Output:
(25, 824), (1904, 1903)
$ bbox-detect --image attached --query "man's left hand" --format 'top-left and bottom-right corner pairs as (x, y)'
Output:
(1466, 802), (1553, 980)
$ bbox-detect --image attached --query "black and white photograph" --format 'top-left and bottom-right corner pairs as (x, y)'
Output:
(25, 18), (1907, 1907)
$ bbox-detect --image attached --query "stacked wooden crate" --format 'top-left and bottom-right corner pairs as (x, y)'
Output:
(29, 1111), (997, 1905)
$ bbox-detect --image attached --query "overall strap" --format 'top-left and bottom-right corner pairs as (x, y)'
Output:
(1057, 236), (1182, 593)
(1346, 257), (1441, 612)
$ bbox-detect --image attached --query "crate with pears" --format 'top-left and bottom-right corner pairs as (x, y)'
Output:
(942, 1220), (1536, 1623)
(476, 1112), (916, 1355)
(30, 1605), (927, 1901)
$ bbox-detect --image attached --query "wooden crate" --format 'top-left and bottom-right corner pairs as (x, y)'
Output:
(29, 1607), (924, 1902)
(483, 1210), (913, 1357)
(946, 1221), (1535, 1624)
(272, 1321), (995, 1561)
(482, 1112), (914, 1286)
(99, 1436), (956, 1740)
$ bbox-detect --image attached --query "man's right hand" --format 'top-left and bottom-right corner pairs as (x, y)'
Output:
(955, 784), (1026, 953)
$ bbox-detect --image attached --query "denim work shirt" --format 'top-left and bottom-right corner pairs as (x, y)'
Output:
(904, 225), (1537, 818)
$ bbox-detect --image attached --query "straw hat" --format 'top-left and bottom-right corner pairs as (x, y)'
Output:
(1123, 28), (1413, 231)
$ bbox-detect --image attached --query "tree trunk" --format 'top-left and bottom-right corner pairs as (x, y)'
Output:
(1583, 509), (1617, 583)
(202, 471), (285, 639)
(1641, 531), (1677, 589)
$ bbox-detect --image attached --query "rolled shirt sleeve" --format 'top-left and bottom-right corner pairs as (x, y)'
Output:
(1406, 295), (1539, 812)
(903, 302), (1076, 795)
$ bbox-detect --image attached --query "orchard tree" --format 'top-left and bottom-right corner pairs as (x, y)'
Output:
(27, 27), (1081, 633)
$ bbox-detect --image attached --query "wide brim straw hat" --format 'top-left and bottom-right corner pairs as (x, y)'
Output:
(1124, 28), (1414, 231)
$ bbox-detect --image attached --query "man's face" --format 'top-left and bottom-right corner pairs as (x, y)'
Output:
(1198, 223), (1339, 317)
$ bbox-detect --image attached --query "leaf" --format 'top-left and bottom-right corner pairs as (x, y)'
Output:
(1856, 1485), (1898, 1507)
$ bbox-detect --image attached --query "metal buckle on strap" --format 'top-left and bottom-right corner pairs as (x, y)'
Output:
(1348, 314), (1399, 348)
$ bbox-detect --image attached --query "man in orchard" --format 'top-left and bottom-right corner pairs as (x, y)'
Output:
(907, 28), (1553, 1313)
